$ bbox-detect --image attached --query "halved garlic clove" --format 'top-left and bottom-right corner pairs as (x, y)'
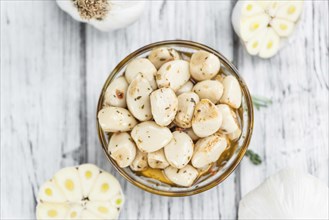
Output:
(270, 18), (295, 37)
(80, 210), (102, 220)
(176, 81), (194, 96)
(245, 28), (267, 55)
(164, 131), (194, 169)
(192, 80), (223, 104)
(164, 165), (199, 187)
(192, 99), (222, 138)
(148, 149), (170, 169)
(131, 121), (173, 153)
(88, 172), (123, 202)
(175, 92), (199, 128)
(108, 132), (137, 168)
(36, 203), (69, 219)
(126, 76), (153, 121)
(156, 60), (190, 91)
(217, 104), (240, 134)
(103, 76), (128, 108)
(38, 179), (67, 203)
(148, 47), (181, 69)
(86, 201), (119, 219)
(258, 27), (280, 59)
(189, 50), (221, 81)
(220, 75), (242, 109)
(183, 127), (200, 142)
(237, 13), (271, 41)
(125, 58), (157, 89)
(110, 193), (125, 208)
(275, 1), (304, 22)
(77, 164), (101, 198)
(66, 204), (84, 219)
(191, 134), (228, 168)
(54, 167), (83, 202)
(98, 106), (137, 132)
(130, 150), (148, 171)
(150, 88), (178, 126)
(267, 1), (286, 17)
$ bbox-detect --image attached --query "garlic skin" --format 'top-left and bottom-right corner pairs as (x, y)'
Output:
(56, 0), (146, 32)
(239, 169), (329, 219)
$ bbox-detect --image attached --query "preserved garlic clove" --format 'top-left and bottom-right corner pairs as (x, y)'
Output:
(156, 60), (190, 91)
(220, 75), (242, 109)
(192, 99), (222, 138)
(148, 47), (181, 69)
(147, 149), (170, 169)
(183, 127), (200, 142)
(103, 76), (128, 108)
(216, 104), (240, 134)
(131, 121), (173, 153)
(176, 81), (194, 96)
(130, 150), (148, 171)
(192, 80), (223, 104)
(98, 106), (137, 132)
(164, 165), (199, 187)
(190, 50), (221, 81)
(108, 132), (137, 168)
(150, 88), (178, 126)
(191, 134), (228, 168)
(126, 76), (153, 121)
(164, 131), (194, 169)
(227, 127), (242, 141)
(125, 58), (157, 90)
(175, 92), (200, 128)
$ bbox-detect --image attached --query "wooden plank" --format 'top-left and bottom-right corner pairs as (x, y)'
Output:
(1, 1), (83, 218)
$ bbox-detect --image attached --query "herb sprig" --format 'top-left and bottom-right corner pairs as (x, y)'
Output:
(246, 150), (262, 165)
(252, 95), (272, 110)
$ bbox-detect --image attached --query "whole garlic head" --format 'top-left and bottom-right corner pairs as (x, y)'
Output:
(239, 168), (329, 219)
(56, 0), (146, 32)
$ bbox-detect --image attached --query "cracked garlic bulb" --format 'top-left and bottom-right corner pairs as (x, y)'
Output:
(239, 168), (329, 219)
(56, 0), (146, 32)
(232, 0), (304, 58)
(36, 164), (124, 219)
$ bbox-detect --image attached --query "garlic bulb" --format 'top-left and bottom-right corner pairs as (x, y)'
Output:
(56, 0), (146, 32)
(239, 168), (329, 219)
(232, 1), (304, 58)
(36, 164), (124, 219)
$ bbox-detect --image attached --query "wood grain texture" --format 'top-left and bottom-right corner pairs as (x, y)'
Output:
(1, 0), (328, 219)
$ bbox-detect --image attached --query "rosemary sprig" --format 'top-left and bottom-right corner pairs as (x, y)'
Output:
(252, 95), (272, 110)
(246, 150), (262, 165)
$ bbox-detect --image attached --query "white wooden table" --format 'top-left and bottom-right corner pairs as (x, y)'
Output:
(1, 1), (328, 219)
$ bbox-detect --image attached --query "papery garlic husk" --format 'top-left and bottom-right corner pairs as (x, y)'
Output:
(239, 168), (329, 219)
(232, 0), (304, 58)
(56, 0), (146, 32)
(36, 164), (124, 220)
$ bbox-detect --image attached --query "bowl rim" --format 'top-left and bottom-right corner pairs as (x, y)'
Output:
(96, 40), (254, 197)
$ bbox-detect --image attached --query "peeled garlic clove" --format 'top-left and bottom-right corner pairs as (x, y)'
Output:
(190, 51), (221, 81)
(38, 179), (67, 203)
(78, 164), (101, 197)
(125, 58), (157, 89)
(54, 167), (83, 202)
(217, 104), (240, 134)
(150, 88), (178, 126)
(89, 172), (123, 201)
(86, 201), (119, 219)
(98, 106), (137, 132)
(36, 203), (69, 219)
(270, 18), (295, 37)
(235, 13), (270, 41)
(220, 75), (242, 109)
(148, 47), (181, 69)
(193, 80), (223, 104)
(164, 165), (199, 187)
(245, 28), (267, 55)
(184, 128), (200, 142)
(258, 27), (280, 59)
(103, 76), (128, 108)
(108, 132), (137, 168)
(148, 149), (170, 169)
(126, 76), (153, 121)
(227, 127), (242, 141)
(164, 131), (194, 169)
(66, 204), (84, 219)
(156, 60), (190, 91)
(175, 92), (199, 128)
(192, 99), (222, 138)
(130, 150), (148, 171)
(176, 81), (194, 96)
(131, 121), (173, 153)
(191, 134), (228, 168)
(275, 1), (304, 22)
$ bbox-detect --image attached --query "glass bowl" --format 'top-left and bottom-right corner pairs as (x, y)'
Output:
(96, 40), (254, 197)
